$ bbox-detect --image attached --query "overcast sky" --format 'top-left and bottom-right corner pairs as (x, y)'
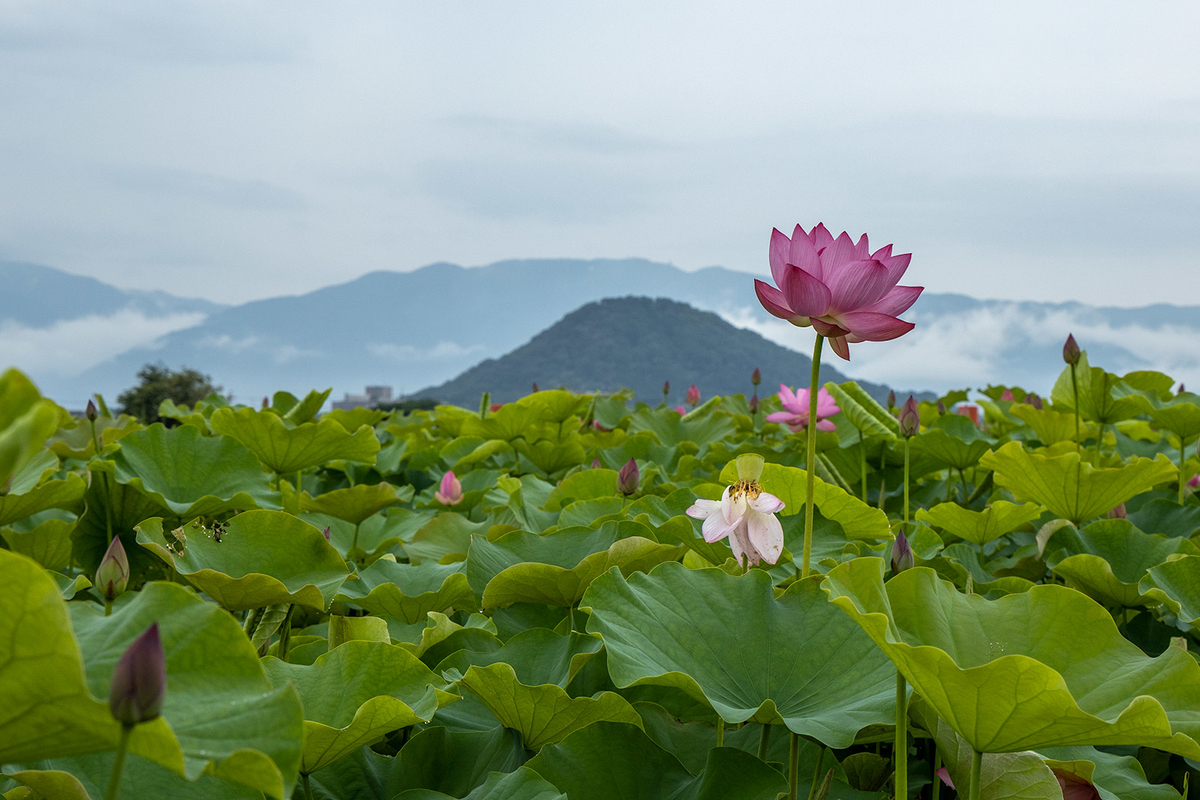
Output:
(2, 1), (1198, 307)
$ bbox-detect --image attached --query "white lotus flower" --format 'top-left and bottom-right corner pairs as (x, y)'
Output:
(686, 454), (785, 567)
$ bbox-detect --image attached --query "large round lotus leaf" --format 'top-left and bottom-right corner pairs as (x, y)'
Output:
(979, 441), (1177, 524)
(1008, 404), (1082, 445)
(261, 641), (457, 773)
(916, 500), (1043, 546)
(1140, 555), (1200, 633)
(0, 449), (85, 527)
(525, 722), (788, 800)
(449, 662), (643, 750)
(136, 510), (350, 611)
(335, 559), (476, 623)
(394, 767), (567, 800)
(581, 562), (896, 747)
(74, 470), (175, 575)
(911, 414), (996, 471)
(435, 628), (602, 689)
(717, 461), (890, 540)
(305, 506), (433, 563)
(543, 469), (619, 510)
(2, 513), (75, 570)
(630, 407), (737, 450)
(466, 522), (681, 609)
(823, 558), (1200, 756)
(69, 579), (304, 798)
(407, 512), (487, 564)
(301, 481), (409, 525)
(3, 752), (264, 800)
(1040, 746), (1182, 800)
(1043, 519), (1199, 607)
(1147, 395), (1200, 442)
(210, 406), (380, 474)
(1127, 498), (1200, 539)
(101, 423), (276, 518)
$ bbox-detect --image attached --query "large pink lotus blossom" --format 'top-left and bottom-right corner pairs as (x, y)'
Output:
(766, 384), (839, 432)
(754, 223), (922, 360)
(686, 454), (785, 566)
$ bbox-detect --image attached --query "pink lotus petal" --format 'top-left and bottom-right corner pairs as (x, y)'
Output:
(702, 512), (737, 543)
(828, 335), (851, 360)
(838, 311), (917, 341)
(787, 226), (824, 278)
(782, 267), (832, 318)
(777, 383), (800, 410)
(819, 231), (857, 272)
(746, 511), (783, 564)
(811, 318), (850, 338)
(863, 285), (923, 317)
(686, 499), (721, 519)
(810, 223), (834, 251)
(881, 252), (912, 284)
(765, 411), (798, 424)
(824, 258), (896, 311)
(727, 523), (753, 566)
(870, 243), (893, 260)
(769, 228), (792, 288)
(754, 279), (800, 321)
(852, 232), (870, 259)
(816, 419), (837, 431)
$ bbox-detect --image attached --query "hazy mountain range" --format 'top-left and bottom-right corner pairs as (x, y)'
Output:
(3, 258), (1197, 409)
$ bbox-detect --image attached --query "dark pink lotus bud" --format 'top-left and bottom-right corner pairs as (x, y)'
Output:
(898, 396), (920, 438)
(662, 381), (670, 396)
(1053, 770), (1101, 800)
(97, 536), (129, 601)
(1108, 504), (1127, 519)
(262, 396), (269, 409)
(936, 400), (946, 415)
(109, 623), (166, 726)
(532, 382), (539, 393)
(891, 529), (914, 574)
(86, 400), (98, 422)
(1063, 334), (1081, 366)
(1000, 389), (1015, 402)
(886, 390), (896, 410)
(1187, 475), (1198, 489)
(751, 368), (761, 387)
(617, 458), (639, 496)
(434, 471), (463, 505)
(1178, 384), (1185, 394)
(591, 458), (602, 469)
(685, 385), (700, 407)
(321, 526), (331, 541)
(749, 395), (759, 414)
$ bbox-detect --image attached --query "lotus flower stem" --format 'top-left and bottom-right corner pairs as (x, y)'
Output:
(1070, 362), (1081, 443)
(716, 718), (724, 747)
(894, 671), (907, 800)
(104, 723), (133, 800)
(903, 438), (911, 526)
(807, 746), (825, 800)
(877, 447), (888, 511)
(302, 772), (315, 800)
(788, 732), (801, 800)
(105, 599), (113, 616)
(931, 750), (941, 800)
(801, 335), (825, 579)
(859, 430), (868, 502)
(957, 468), (968, 504)
(277, 605), (296, 661)
(967, 748), (982, 800)
(758, 723), (772, 761)
(1180, 443), (1188, 506)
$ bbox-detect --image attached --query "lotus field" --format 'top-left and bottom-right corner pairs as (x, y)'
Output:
(3, 225), (1200, 800)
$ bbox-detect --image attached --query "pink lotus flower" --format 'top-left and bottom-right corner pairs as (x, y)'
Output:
(675, 406), (687, 416)
(1000, 389), (1015, 401)
(754, 223), (922, 360)
(686, 454), (785, 567)
(766, 385), (839, 432)
(685, 384), (701, 406)
(434, 471), (463, 505)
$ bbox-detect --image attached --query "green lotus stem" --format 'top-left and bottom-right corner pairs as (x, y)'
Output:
(958, 468), (968, 504)
(1070, 362), (1081, 443)
(758, 723), (772, 761)
(786, 731), (801, 800)
(802, 334), (824, 579)
(859, 429), (868, 502)
(105, 599), (113, 617)
(105, 723), (133, 800)
(968, 748), (982, 800)
(90, 418), (116, 547)
(894, 672), (907, 800)
(877, 446), (888, 511)
(1094, 424), (1105, 463)
(293, 471), (303, 514)
(1180, 442), (1188, 506)
(351, 521), (362, 554)
(277, 605), (296, 661)
(931, 750), (941, 800)
(302, 772), (315, 800)
(903, 438), (911, 526)
(716, 718), (724, 747)
(807, 746), (825, 800)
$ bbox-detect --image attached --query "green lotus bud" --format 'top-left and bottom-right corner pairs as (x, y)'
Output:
(97, 536), (129, 601)
(936, 400), (946, 415)
(109, 623), (166, 726)
(891, 529), (914, 574)
(886, 390), (896, 410)
(1063, 333), (1081, 365)
(898, 396), (920, 438)
(749, 394), (759, 414)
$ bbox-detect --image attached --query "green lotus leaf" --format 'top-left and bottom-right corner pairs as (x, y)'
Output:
(466, 522), (681, 609)
(451, 662), (642, 750)
(1043, 519), (1199, 607)
(916, 501), (1044, 545)
(280, 388), (333, 425)
(0, 369), (61, 490)
(582, 562), (896, 746)
(306, 506), (433, 563)
(136, 510), (350, 611)
(100, 423), (276, 518)
(69, 579), (304, 797)
(717, 461), (891, 540)
(824, 380), (900, 439)
(557, 496), (625, 528)
(461, 404), (538, 441)
(209, 406), (380, 474)
(406, 512), (487, 565)
(262, 641), (457, 773)
(2, 512), (75, 570)
(923, 542), (1037, 597)
(512, 437), (587, 476)
(1140, 555), (1200, 633)
(543, 468), (619, 511)
(435, 628), (603, 689)
(1146, 395), (1200, 443)
(51, 571), (92, 599)
(335, 559), (476, 623)
(0, 449), (85, 527)
(394, 767), (567, 800)
(912, 414), (995, 471)
(1009, 403), (1084, 445)
(74, 471), (173, 575)
(1051, 353), (1156, 425)
(300, 481), (408, 525)
(1040, 746), (1181, 800)
(1127, 498), (1200, 539)
(3, 752), (264, 800)
(525, 722), (788, 800)
(823, 558), (1200, 756)
(629, 407), (737, 450)
(979, 441), (1177, 524)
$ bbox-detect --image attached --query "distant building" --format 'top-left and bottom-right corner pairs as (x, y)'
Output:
(332, 385), (393, 410)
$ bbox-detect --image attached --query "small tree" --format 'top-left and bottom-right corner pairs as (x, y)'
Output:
(117, 363), (221, 424)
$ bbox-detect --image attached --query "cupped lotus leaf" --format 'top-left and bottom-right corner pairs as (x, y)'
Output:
(1051, 353), (1155, 425)
(74, 471), (173, 576)
(2, 513), (75, 570)
(912, 414), (996, 471)
(209, 406), (380, 474)
(406, 512), (487, 564)
(261, 641), (457, 773)
(1146, 395), (1200, 443)
(629, 407), (737, 450)
(307, 506), (433, 563)
(461, 404), (538, 441)
(979, 441), (1177, 524)
(824, 380), (900, 439)
(525, 722), (788, 800)
(335, 559), (476, 623)
(1127, 498), (1200, 539)
(1043, 519), (1199, 607)
(519, 390), (591, 424)
(70, 579), (304, 797)
(543, 468), (619, 510)
(328, 614), (391, 649)
(916, 501), (1045, 545)
(136, 511), (350, 611)
(0, 449), (85, 527)
(822, 558), (1200, 756)
(0, 369), (61, 489)
(1039, 746), (1182, 800)
(1009, 403), (1085, 445)
(924, 543), (1037, 597)
(466, 522), (681, 609)
(52, 571), (92, 599)
(280, 388), (333, 425)
(582, 562), (896, 746)
(718, 461), (891, 540)
(435, 628), (603, 688)
(301, 481), (409, 525)
(3, 752), (264, 800)
(557, 496), (625, 528)
(101, 423), (276, 518)
(512, 437), (587, 476)
(451, 662), (642, 750)
(394, 767), (567, 800)
(325, 405), (389, 432)
(1140, 555), (1200, 633)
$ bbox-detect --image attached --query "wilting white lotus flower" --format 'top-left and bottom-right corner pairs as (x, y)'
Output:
(686, 454), (785, 567)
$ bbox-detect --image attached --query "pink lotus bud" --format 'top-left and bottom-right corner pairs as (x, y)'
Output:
(749, 395), (759, 414)
(434, 471), (463, 506)
(662, 380), (670, 396)
(891, 529), (914, 574)
(675, 406), (687, 416)
(936, 400), (946, 415)
(751, 368), (761, 387)
(592, 420), (611, 432)
(1063, 334), (1081, 366)
(1108, 504), (1127, 520)
(262, 396), (269, 409)
(898, 396), (920, 438)
(1026, 393), (1044, 410)
(591, 458), (602, 469)
(109, 623), (166, 726)
(97, 536), (129, 602)
(1187, 475), (1198, 489)
(886, 390), (896, 410)
(617, 458), (639, 496)
(685, 385), (700, 407)
(1000, 389), (1015, 402)
(1178, 383), (1185, 395)
(532, 382), (539, 393)
(321, 526), (331, 541)
(86, 400), (98, 422)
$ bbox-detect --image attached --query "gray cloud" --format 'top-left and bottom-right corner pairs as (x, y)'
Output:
(110, 166), (307, 211)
